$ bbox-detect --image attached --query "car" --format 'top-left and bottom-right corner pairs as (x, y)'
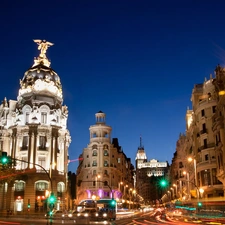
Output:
(45, 210), (68, 219)
(76, 208), (100, 220)
(67, 210), (79, 219)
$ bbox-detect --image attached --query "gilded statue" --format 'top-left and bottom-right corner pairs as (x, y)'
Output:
(33, 39), (54, 58)
(33, 39), (54, 67)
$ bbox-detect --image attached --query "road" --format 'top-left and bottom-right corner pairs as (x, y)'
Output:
(1, 208), (225, 225)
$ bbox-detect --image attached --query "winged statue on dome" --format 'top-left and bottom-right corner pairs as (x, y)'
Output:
(33, 39), (54, 67)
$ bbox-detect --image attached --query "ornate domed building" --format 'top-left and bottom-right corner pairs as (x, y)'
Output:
(0, 40), (71, 213)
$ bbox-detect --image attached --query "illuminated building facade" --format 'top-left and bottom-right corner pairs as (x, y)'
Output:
(135, 138), (169, 203)
(170, 71), (223, 200)
(0, 40), (71, 213)
(76, 111), (134, 206)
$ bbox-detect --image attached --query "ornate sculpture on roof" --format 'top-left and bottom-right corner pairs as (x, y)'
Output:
(33, 39), (54, 67)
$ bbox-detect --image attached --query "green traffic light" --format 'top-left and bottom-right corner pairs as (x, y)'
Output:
(160, 179), (167, 187)
(28, 204), (30, 208)
(198, 202), (202, 207)
(2, 157), (8, 164)
(1, 152), (8, 165)
(49, 193), (56, 204)
(110, 199), (116, 206)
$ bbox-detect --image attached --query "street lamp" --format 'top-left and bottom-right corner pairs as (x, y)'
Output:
(173, 184), (177, 198)
(170, 188), (174, 199)
(95, 174), (101, 194)
(188, 157), (198, 199)
(183, 171), (190, 200)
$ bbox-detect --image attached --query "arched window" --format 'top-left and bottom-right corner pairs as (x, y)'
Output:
(104, 150), (108, 156)
(103, 145), (108, 150)
(35, 181), (48, 191)
(92, 145), (97, 150)
(92, 160), (97, 167)
(92, 150), (97, 156)
(15, 181), (25, 191)
(57, 182), (65, 193)
(104, 161), (109, 167)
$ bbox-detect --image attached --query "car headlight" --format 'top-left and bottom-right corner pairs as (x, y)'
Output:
(84, 213), (89, 217)
(68, 214), (72, 217)
(95, 213), (99, 216)
(77, 213), (81, 216)
(103, 213), (107, 217)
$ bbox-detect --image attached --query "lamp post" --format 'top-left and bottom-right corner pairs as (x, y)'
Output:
(129, 188), (133, 210)
(124, 184), (128, 200)
(119, 182), (123, 198)
(95, 174), (101, 196)
(170, 188), (174, 199)
(188, 157), (198, 199)
(183, 171), (190, 200)
(173, 184), (177, 199)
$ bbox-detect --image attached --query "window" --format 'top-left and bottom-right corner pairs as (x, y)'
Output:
(22, 136), (28, 149)
(35, 182), (48, 191)
(201, 169), (211, 186)
(118, 158), (121, 163)
(92, 145), (97, 150)
(0, 140), (3, 151)
(25, 113), (29, 123)
(104, 161), (108, 167)
(202, 123), (206, 132)
(212, 106), (216, 113)
(179, 162), (183, 168)
(38, 157), (46, 168)
(104, 181), (108, 186)
(104, 170), (108, 175)
(92, 160), (97, 167)
(205, 154), (209, 161)
(39, 136), (46, 149)
(203, 139), (207, 148)
(92, 151), (97, 156)
(15, 182), (25, 191)
(93, 170), (96, 175)
(41, 112), (47, 124)
(21, 157), (28, 169)
(201, 109), (205, 117)
(57, 183), (65, 192)
(104, 150), (108, 156)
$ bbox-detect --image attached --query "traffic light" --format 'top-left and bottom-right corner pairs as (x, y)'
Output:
(49, 193), (56, 204)
(0, 152), (8, 165)
(110, 198), (116, 207)
(197, 202), (202, 207)
(159, 179), (167, 187)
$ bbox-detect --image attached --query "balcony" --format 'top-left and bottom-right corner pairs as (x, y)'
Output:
(198, 143), (216, 152)
(199, 129), (207, 135)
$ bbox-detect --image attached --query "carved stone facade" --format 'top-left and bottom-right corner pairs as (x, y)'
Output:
(0, 40), (71, 213)
(171, 69), (224, 201)
(76, 111), (134, 207)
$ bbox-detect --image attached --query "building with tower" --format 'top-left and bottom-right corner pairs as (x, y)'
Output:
(0, 40), (71, 213)
(76, 111), (135, 208)
(135, 137), (169, 203)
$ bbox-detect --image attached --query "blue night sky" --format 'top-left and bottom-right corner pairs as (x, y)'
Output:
(1, 0), (225, 172)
